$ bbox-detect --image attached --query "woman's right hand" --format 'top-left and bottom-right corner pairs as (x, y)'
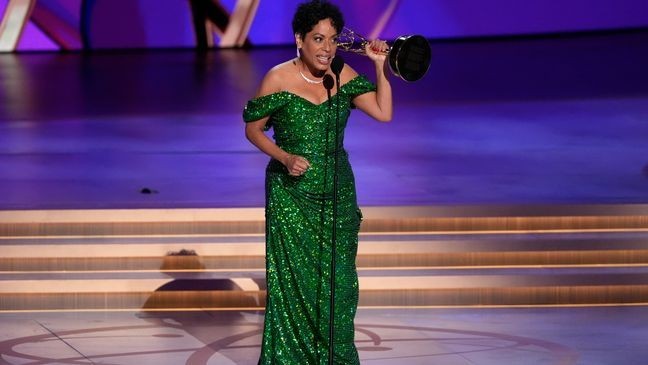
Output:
(282, 154), (311, 176)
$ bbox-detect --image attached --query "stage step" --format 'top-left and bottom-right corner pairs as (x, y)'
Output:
(2, 232), (648, 270)
(2, 205), (648, 236)
(1, 268), (647, 310)
(1, 205), (648, 311)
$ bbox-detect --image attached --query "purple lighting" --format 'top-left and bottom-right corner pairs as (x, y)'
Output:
(1, 0), (647, 52)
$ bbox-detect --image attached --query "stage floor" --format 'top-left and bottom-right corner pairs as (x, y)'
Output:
(0, 306), (646, 365)
(1, 30), (647, 210)
(1, 30), (648, 365)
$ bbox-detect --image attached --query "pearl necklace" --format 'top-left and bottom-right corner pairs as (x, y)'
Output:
(299, 68), (323, 84)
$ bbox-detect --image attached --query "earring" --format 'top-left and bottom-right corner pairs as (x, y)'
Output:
(296, 46), (300, 58)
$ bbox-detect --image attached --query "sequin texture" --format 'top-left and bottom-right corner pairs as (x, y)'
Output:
(244, 76), (376, 364)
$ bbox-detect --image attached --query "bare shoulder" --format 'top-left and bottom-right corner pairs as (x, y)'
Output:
(256, 60), (297, 97)
(339, 62), (361, 85)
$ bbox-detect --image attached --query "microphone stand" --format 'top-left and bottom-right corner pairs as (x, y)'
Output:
(326, 56), (343, 365)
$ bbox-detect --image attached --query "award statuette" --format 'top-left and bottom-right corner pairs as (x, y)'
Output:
(336, 27), (431, 82)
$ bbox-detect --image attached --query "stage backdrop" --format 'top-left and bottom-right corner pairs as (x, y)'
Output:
(1, 0), (647, 52)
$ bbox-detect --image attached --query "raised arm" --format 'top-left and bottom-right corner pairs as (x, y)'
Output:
(350, 39), (393, 122)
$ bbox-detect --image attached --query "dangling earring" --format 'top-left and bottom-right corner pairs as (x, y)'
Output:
(296, 46), (300, 59)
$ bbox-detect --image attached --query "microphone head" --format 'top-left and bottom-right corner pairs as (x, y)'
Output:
(331, 55), (344, 76)
(322, 74), (334, 90)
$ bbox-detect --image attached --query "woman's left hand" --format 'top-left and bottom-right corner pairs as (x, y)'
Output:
(364, 39), (388, 63)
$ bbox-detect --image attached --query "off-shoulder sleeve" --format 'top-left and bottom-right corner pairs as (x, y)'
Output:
(243, 92), (292, 123)
(341, 75), (377, 99)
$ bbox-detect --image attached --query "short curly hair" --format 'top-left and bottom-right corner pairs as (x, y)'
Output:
(292, 0), (345, 38)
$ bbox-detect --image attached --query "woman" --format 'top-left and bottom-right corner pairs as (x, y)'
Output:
(243, 1), (392, 363)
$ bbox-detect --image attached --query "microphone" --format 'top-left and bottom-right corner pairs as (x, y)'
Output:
(331, 55), (344, 83)
(326, 54), (343, 365)
(323, 74), (334, 107)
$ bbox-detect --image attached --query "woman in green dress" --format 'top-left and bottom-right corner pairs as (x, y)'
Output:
(243, 1), (392, 363)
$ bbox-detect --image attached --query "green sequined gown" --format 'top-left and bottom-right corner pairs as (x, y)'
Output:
(243, 75), (376, 364)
